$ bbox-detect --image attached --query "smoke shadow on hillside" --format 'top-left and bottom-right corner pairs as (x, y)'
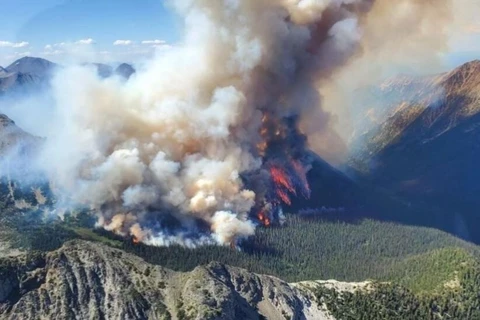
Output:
(308, 98), (480, 245)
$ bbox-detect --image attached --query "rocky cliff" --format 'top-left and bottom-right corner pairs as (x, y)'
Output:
(0, 240), (331, 320)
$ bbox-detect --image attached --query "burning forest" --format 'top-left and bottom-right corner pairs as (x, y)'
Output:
(247, 111), (312, 228)
(1, 0), (454, 247)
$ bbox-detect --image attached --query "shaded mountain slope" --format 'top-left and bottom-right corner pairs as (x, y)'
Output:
(289, 152), (363, 212)
(0, 72), (45, 96)
(349, 60), (480, 242)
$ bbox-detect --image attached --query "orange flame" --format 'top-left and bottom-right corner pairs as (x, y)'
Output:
(292, 160), (311, 198)
(257, 141), (268, 156)
(276, 189), (292, 205)
(132, 236), (140, 244)
(257, 209), (271, 227)
(270, 166), (296, 194)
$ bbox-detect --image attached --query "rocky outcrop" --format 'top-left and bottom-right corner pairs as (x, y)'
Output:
(0, 240), (331, 320)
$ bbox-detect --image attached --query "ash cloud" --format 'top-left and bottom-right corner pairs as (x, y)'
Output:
(3, 0), (456, 246)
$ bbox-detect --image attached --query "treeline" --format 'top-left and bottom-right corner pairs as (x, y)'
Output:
(313, 264), (480, 319)
(4, 209), (480, 289)
(101, 216), (480, 285)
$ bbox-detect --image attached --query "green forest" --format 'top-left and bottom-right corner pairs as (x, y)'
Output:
(3, 207), (479, 287)
(3, 183), (480, 318)
(310, 261), (480, 319)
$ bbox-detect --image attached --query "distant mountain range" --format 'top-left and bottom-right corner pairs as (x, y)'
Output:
(0, 56), (136, 96)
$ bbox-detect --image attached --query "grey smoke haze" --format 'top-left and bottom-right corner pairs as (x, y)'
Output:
(316, 0), (469, 155)
(2, 0), (459, 246)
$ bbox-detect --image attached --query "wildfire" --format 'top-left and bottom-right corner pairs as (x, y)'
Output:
(253, 110), (311, 227)
(292, 160), (311, 198)
(276, 189), (292, 205)
(257, 141), (268, 156)
(270, 166), (296, 194)
(257, 209), (271, 227)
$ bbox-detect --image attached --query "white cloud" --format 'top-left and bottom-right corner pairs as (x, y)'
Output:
(42, 50), (64, 56)
(4, 51), (32, 63)
(46, 42), (67, 48)
(0, 41), (29, 48)
(13, 42), (29, 48)
(45, 39), (94, 49)
(75, 38), (95, 45)
(113, 40), (133, 46)
(141, 40), (166, 45)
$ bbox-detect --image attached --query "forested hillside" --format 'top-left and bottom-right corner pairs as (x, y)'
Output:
(307, 253), (480, 319)
(3, 209), (479, 290)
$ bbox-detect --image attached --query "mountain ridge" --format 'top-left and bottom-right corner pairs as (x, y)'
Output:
(5, 57), (57, 78)
(0, 57), (136, 96)
(0, 240), (331, 320)
(349, 59), (480, 242)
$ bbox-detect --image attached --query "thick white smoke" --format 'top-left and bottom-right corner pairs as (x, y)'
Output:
(28, 0), (444, 246)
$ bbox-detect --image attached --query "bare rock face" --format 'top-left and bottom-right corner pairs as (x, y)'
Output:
(0, 240), (331, 320)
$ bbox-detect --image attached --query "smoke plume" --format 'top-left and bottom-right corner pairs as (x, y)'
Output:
(313, 0), (457, 152)
(16, 0), (450, 246)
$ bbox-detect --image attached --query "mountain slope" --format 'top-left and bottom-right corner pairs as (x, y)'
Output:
(0, 57), (57, 95)
(87, 63), (113, 78)
(0, 114), (38, 156)
(0, 240), (330, 320)
(349, 60), (480, 242)
(2, 237), (480, 320)
(0, 114), (48, 215)
(5, 57), (57, 78)
(115, 63), (136, 79)
(0, 73), (44, 96)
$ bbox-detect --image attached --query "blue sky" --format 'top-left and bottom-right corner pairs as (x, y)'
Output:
(0, 0), (181, 66)
(1, 0), (480, 68)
